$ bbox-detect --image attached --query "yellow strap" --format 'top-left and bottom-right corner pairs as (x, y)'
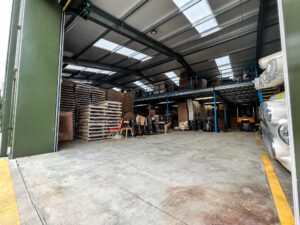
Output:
(0, 159), (20, 225)
(262, 154), (294, 225)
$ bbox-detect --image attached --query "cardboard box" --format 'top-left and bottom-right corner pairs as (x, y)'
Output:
(59, 112), (73, 141)
(178, 102), (188, 122)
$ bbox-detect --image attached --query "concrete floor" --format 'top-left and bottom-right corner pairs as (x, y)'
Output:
(10, 132), (292, 225)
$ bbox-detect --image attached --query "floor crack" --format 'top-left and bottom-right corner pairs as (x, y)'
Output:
(119, 186), (189, 225)
(16, 159), (48, 225)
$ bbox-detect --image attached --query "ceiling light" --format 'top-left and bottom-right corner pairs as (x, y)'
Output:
(150, 29), (157, 35)
(112, 87), (121, 92)
(194, 96), (213, 100)
(204, 101), (222, 105)
(135, 104), (148, 107)
(158, 101), (174, 105)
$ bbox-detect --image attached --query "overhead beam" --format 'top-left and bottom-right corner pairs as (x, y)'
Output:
(256, 0), (267, 60)
(63, 57), (153, 83)
(87, 5), (196, 77)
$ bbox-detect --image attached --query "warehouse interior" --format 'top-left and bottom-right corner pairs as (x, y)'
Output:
(1, 0), (299, 224)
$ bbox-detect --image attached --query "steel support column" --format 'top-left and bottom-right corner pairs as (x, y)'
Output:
(224, 103), (227, 130)
(213, 90), (218, 133)
(166, 97), (170, 124)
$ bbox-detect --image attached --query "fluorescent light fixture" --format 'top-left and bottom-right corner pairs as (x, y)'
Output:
(215, 55), (234, 79)
(85, 68), (115, 75)
(204, 101), (222, 105)
(134, 81), (153, 91)
(165, 71), (179, 86)
(195, 96), (213, 100)
(112, 87), (121, 92)
(173, 0), (220, 37)
(135, 104), (148, 107)
(94, 39), (152, 62)
(62, 73), (72, 77)
(65, 64), (115, 75)
(158, 101), (174, 105)
(65, 65), (85, 71)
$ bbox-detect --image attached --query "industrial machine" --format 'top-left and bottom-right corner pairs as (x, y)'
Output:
(237, 104), (255, 131)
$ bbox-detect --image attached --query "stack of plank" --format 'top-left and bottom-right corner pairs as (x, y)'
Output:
(78, 101), (122, 141)
(91, 87), (105, 105)
(60, 80), (76, 138)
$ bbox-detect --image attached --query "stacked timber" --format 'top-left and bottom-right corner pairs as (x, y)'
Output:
(78, 101), (122, 141)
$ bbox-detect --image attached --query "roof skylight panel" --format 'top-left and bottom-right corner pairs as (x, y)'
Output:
(215, 56), (234, 78)
(165, 71), (180, 86)
(134, 81), (153, 91)
(173, 0), (220, 37)
(94, 39), (119, 51)
(94, 39), (152, 62)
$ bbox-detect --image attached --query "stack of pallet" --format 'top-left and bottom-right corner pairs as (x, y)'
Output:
(74, 84), (92, 137)
(99, 101), (122, 132)
(77, 101), (122, 141)
(60, 80), (76, 138)
(75, 84), (92, 108)
(91, 87), (105, 105)
(77, 105), (108, 141)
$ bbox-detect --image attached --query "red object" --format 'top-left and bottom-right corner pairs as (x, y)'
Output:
(109, 119), (124, 133)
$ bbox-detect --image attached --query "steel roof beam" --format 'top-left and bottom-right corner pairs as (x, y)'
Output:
(256, 0), (267, 61)
(87, 5), (196, 77)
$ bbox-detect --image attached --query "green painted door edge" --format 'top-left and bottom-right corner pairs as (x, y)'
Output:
(10, 0), (62, 158)
(1, 0), (21, 157)
(279, 0), (300, 222)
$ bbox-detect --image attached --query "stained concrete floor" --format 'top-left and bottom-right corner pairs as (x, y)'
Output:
(10, 132), (292, 225)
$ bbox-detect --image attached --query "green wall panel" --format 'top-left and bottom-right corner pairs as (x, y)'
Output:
(11, 0), (62, 157)
(281, 0), (300, 213)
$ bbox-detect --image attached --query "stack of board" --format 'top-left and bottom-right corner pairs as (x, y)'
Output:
(91, 87), (105, 105)
(78, 101), (122, 141)
(60, 80), (76, 137)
